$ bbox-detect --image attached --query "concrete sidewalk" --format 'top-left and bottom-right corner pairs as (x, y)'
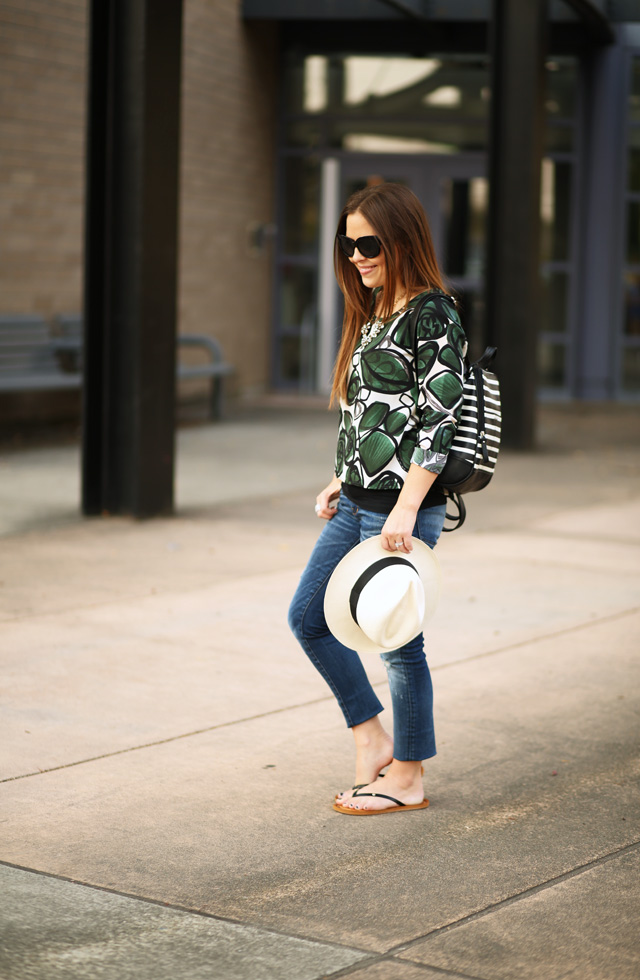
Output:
(1, 402), (639, 980)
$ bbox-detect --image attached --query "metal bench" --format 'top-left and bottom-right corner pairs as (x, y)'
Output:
(0, 314), (233, 419)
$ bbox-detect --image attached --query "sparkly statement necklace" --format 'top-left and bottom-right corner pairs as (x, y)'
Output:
(360, 296), (409, 346)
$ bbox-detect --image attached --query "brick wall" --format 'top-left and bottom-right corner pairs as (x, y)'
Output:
(0, 0), (86, 317)
(179, 1), (278, 400)
(0, 0), (278, 422)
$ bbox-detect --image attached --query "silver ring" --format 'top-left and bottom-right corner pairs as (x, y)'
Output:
(395, 541), (403, 549)
(314, 504), (321, 513)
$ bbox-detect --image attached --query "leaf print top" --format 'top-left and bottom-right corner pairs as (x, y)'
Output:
(335, 290), (467, 491)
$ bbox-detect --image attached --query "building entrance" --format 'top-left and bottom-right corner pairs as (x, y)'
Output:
(274, 49), (583, 398)
(314, 154), (488, 393)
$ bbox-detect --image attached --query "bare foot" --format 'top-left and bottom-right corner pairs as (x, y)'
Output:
(335, 719), (394, 803)
(337, 760), (424, 812)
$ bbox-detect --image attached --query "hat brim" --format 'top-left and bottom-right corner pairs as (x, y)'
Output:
(324, 535), (441, 655)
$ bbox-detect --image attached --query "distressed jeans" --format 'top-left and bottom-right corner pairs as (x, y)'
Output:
(287, 496), (446, 761)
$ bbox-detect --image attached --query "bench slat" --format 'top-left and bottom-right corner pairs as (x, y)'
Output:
(0, 316), (233, 419)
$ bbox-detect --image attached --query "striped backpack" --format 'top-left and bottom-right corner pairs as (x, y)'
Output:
(410, 292), (502, 530)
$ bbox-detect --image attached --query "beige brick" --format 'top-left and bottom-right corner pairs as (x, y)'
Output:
(0, 0), (278, 421)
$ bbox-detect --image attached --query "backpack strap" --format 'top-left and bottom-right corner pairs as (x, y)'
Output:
(477, 346), (498, 370)
(442, 491), (466, 532)
(409, 291), (466, 533)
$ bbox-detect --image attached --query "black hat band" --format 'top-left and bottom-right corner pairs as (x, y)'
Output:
(349, 556), (415, 626)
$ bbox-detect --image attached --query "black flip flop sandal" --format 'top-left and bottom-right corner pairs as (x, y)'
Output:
(333, 789), (429, 815)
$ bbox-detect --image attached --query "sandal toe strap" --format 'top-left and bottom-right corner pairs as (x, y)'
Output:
(351, 790), (405, 807)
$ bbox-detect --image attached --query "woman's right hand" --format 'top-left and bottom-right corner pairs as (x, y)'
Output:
(315, 477), (342, 520)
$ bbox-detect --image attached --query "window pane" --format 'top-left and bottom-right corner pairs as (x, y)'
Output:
(630, 57), (640, 124)
(627, 201), (640, 265)
(621, 346), (640, 393)
(284, 119), (324, 150)
(343, 173), (409, 200)
(278, 265), (317, 387)
(628, 128), (640, 192)
(282, 157), (320, 256)
(442, 177), (488, 279)
(540, 160), (572, 262)
(341, 55), (490, 117)
(332, 121), (487, 154)
(538, 341), (566, 388)
(540, 270), (569, 334)
(455, 288), (486, 362)
(545, 123), (574, 152)
(284, 53), (492, 119)
(284, 54), (331, 115)
(280, 263), (316, 329)
(624, 272), (640, 337)
(545, 58), (578, 118)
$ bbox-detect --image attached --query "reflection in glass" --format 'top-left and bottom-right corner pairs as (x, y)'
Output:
(540, 160), (572, 262)
(342, 55), (490, 117)
(627, 201), (640, 265)
(624, 272), (640, 337)
(455, 289), (486, 362)
(280, 263), (316, 328)
(621, 347), (640, 393)
(285, 53), (491, 120)
(544, 58), (578, 117)
(424, 86), (462, 108)
(282, 157), (320, 256)
(545, 124), (574, 153)
(334, 122), (487, 154)
(279, 264), (317, 388)
(628, 127), (640, 192)
(540, 270), (569, 333)
(630, 57), (640, 124)
(443, 178), (487, 279)
(344, 174), (407, 200)
(344, 57), (441, 106)
(285, 119), (324, 149)
(304, 56), (328, 113)
(538, 341), (566, 388)
(280, 335), (303, 384)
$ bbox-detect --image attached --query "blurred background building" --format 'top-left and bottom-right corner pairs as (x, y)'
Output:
(1, 0), (639, 428)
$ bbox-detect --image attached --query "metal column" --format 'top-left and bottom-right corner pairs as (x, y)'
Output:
(82, 0), (183, 517)
(485, 0), (547, 449)
(576, 43), (625, 399)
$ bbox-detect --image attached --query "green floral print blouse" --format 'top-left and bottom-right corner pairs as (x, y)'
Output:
(335, 290), (467, 490)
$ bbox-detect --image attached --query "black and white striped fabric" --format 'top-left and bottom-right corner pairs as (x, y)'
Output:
(436, 349), (501, 495)
(409, 293), (502, 529)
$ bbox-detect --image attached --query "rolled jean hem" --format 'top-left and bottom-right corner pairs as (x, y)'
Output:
(393, 748), (437, 763)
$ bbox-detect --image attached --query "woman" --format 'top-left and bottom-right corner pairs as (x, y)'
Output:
(288, 182), (467, 814)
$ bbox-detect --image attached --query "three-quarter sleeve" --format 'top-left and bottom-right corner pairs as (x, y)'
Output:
(410, 296), (467, 475)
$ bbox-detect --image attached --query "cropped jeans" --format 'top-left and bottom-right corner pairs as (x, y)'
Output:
(287, 496), (446, 761)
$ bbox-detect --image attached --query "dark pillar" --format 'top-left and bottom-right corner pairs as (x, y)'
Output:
(576, 44), (625, 399)
(82, 0), (183, 517)
(485, 0), (547, 449)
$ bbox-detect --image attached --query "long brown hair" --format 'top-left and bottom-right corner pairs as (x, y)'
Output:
(330, 182), (447, 405)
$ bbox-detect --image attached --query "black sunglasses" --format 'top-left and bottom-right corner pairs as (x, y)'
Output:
(337, 234), (382, 259)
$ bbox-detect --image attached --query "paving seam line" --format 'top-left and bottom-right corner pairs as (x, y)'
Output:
(387, 838), (640, 958)
(3, 844), (637, 980)
(323, 954), (487, 980)
(0, 859), (376, 962)
(0, 530), (638, 627)
(2, 605), (638, 785)
(428, 604), (640, 671)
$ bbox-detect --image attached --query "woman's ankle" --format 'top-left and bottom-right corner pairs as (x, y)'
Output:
(351, 716), (390, 749)
(385, 759), (423, 788)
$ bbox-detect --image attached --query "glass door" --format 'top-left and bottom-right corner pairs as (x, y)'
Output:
(328, 155), (488, 370)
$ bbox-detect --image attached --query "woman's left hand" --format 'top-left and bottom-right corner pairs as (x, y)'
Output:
(380, 503), (418, 554)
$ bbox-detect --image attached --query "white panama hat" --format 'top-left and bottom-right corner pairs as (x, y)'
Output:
(324, 535), (441, 655)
